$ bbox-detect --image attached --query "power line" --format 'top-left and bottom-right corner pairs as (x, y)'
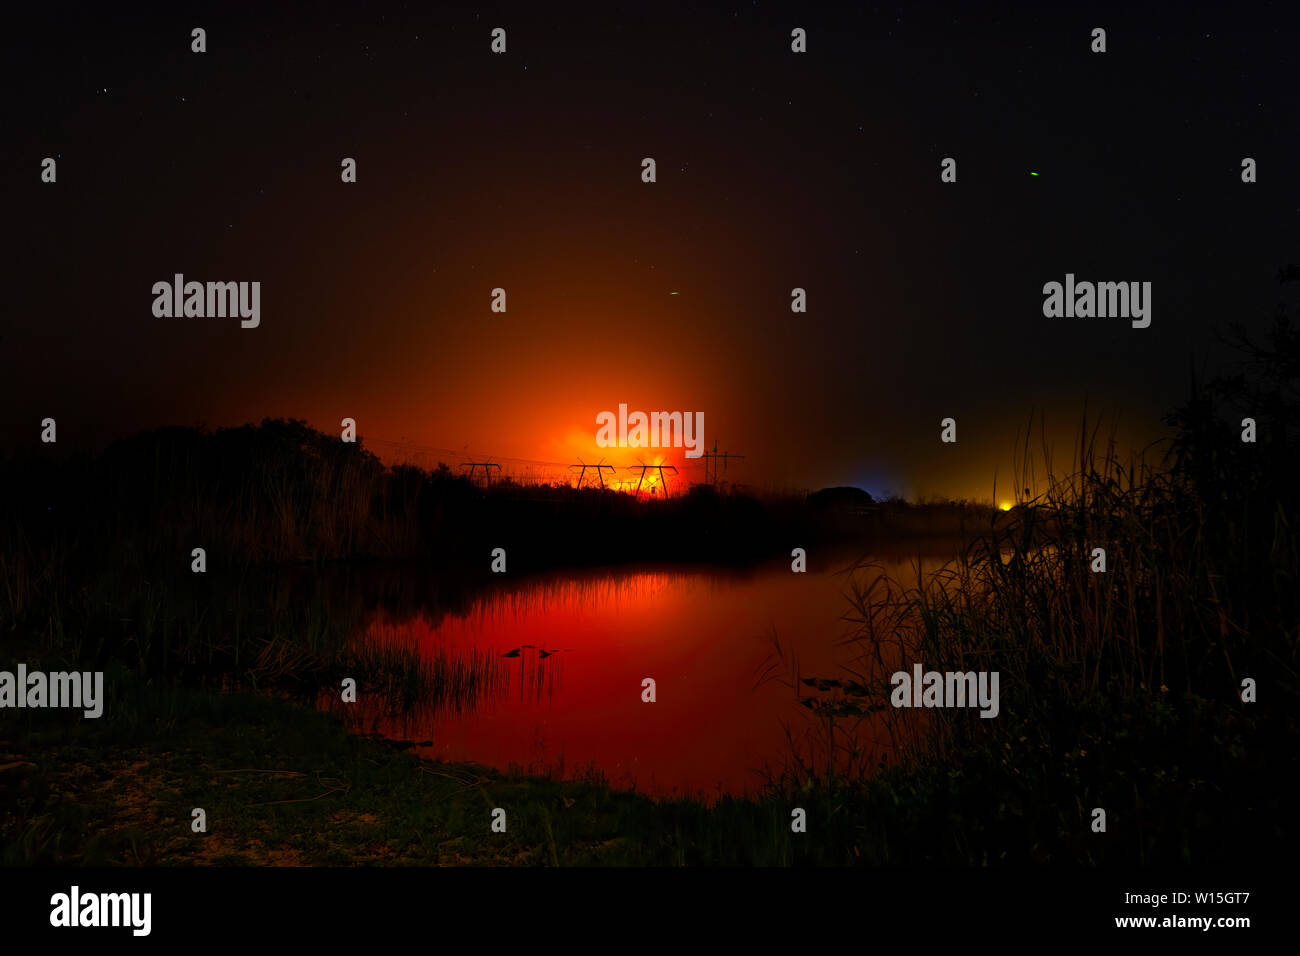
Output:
(701, 440), (744, 488)
(361, 434), (710, 490)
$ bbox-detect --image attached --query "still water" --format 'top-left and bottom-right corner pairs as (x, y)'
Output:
(331, 548), (956, 799)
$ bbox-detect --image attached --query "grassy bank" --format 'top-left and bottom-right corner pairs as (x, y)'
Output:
(8, 646), (1282, 866)
(2, 664), (860, 866)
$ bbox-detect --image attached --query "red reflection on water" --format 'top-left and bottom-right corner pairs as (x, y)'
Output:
(334, 556), (937, 799)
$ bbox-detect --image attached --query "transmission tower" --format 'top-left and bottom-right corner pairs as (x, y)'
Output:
(626, 461), (679, 498)
(462, 461), (502, 486)
(569, 458), (617, 489)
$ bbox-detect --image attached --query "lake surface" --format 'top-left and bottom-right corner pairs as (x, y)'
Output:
(328, 546), (959, 799)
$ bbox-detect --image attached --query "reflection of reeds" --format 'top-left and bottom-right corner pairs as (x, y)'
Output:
(345, 615), (564, 724)
(0, 549), (482, 708)
(324, 636), (511, 731)
(514, 647), (564, 705)
(462, 565), (722, 620)
(321, 642), (564, 743)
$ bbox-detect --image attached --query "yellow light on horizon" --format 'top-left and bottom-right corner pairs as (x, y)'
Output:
(999, 502), (1013, 511)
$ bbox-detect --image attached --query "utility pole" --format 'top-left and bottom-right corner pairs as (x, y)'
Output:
(700, 440), (744, 489)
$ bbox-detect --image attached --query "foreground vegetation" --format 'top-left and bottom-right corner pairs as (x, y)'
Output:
(5, 677), (843, 866)
(777, 312), (1299, 863)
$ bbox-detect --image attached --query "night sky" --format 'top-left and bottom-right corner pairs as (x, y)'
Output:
(5, 1), (1298, 500)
